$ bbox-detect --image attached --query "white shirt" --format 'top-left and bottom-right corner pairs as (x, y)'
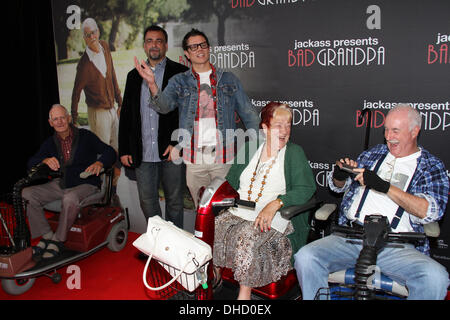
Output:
(230, 144), (290, 233)
(347, 150), (421, 232)
(86, 44), (107, 78)
(196, 70), (216, 147)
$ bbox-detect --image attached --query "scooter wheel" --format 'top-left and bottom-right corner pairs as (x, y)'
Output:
(1, 278), (35, 295)
(51, 272), (62, 284)
(107, 220), (128, 252)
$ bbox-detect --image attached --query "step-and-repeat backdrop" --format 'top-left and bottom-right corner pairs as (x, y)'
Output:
(50, 0), (450, 269)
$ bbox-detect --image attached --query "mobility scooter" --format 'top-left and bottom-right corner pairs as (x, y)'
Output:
(139, 176), (324, 300)
(193, 176), (440, 300)
(316, 214), (427, 300)
(0, 163), (128, 295)
(138, 139), (442, 301)
(194, 176), (324, 300)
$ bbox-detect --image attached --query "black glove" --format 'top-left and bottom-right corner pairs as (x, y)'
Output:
(333, 164), (351, 181)
(363, 169), (390, 193)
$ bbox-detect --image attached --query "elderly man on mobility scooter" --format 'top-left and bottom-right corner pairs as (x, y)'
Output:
(22, 104), (117, 261)
(294, 104), (449, 300)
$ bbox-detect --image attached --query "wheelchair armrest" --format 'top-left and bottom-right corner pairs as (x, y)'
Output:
(77, 166), (114, 207)
(423, 222), (440, 238)
(100, 166), (114, 206)
(280, 197), (321, 220)
(314, 203), (338, 221)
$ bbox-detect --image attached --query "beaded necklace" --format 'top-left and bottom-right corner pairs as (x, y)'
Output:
(247, 145), (279, 202)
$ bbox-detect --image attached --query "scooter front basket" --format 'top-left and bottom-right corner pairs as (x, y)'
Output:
(143, 257), (210, 300)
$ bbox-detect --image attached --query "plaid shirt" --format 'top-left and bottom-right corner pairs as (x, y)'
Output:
(183, 65), (235, 164)
(327, 144), (449, 255)
(56, 127), (74, 163)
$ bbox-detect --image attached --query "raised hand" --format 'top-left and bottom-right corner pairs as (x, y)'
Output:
(133, 56), (158, 95)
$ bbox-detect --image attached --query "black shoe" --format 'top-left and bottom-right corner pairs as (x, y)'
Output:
(41, 240), (65, 260)
(32, 238), (51, 262)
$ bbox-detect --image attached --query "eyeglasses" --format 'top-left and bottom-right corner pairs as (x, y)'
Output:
(84, 29), (98, 38)
(186, 41), (209, 52)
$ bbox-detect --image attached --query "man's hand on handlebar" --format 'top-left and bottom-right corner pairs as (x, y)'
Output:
(42, 157), (60, 171)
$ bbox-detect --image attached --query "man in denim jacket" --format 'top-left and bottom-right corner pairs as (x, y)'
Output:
(134, 29), (260, 207)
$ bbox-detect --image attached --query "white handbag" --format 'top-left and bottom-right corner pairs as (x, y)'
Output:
(133, 215), (212, 292)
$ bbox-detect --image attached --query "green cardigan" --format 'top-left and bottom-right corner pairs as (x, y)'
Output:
(226, 140), (316, 263)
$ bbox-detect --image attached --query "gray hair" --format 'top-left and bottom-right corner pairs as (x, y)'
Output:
(388, 103), (422, 131)
(274, 103), (293, 119)
(49, 104), (69, 119)
(81, 18), (98, 32)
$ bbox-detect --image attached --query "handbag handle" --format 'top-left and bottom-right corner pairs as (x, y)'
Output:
(142, 227), (196, 291)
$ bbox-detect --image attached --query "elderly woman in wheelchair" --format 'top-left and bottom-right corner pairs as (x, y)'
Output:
(212, 102), (316, 300)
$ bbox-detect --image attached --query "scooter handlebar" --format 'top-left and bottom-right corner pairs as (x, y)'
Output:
(331, 224), (364, 238)
(235, 198), (256, 209)
(387, 232), (427, 242)
(331, 224), (426, 243)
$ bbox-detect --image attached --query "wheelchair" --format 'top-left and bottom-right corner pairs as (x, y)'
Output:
(312, 207), (442, 300)
(0, 163), (128, 295)
(194, 176), (323, 300)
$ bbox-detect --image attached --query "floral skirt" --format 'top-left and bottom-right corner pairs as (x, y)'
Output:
(213, 209), (294, 288)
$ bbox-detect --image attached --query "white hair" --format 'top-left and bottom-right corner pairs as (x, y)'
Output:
(388, 103), (422, 131)
(82, 18), (98, 32)
(49, 104), (69, 119)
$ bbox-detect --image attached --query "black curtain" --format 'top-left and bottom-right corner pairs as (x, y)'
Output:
(3, 0), (59, 194)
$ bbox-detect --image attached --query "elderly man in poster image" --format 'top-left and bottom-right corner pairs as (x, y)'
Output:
(294, 104), (449, 300)
(71, 18), (122, 196)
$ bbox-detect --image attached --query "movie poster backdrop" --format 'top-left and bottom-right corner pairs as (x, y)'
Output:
(50, 0), (450, 270)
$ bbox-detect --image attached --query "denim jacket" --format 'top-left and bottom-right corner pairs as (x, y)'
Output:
(150, 66), (260, 146)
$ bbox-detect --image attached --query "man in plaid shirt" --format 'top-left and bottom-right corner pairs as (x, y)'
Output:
(294, 104), (449, 299)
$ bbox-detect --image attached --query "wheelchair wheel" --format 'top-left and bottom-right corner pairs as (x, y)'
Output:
(107, 220), (128, 252)
(1, 278), (35, 295)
